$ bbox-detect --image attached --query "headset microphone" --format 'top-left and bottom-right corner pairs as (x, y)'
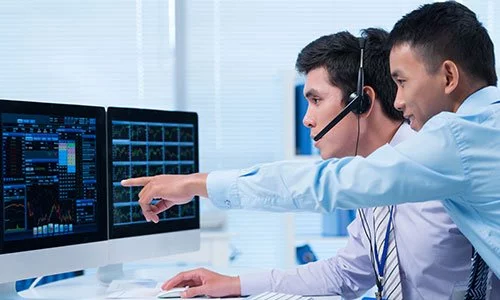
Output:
(313, 37), (371, 142)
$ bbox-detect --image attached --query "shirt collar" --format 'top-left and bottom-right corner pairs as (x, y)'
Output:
(389, 122), (414, 147)
(456, 86), (500, 115)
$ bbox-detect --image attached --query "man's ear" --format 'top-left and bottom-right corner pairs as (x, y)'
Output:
(361, 86), (377, 117)
(442, 60), (459, 95)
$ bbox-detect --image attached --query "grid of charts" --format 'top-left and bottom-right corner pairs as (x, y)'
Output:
(111, 121), (196, 226)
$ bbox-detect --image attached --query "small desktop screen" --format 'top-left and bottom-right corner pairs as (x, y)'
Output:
(0, 100), (107, 254)
(107, 107), (199, 240)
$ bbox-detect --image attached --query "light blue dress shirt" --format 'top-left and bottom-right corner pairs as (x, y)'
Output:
(238, 124), (478, 299)
(207, 86), (500, 279)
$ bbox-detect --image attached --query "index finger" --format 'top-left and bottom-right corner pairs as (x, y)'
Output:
(121, 177), (152, 187)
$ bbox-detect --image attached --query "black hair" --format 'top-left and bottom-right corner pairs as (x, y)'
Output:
(295, 28), (403, 121)
(388, 1), (497, 86)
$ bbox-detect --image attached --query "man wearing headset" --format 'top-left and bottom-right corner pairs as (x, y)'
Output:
(125, 28), (483, 299)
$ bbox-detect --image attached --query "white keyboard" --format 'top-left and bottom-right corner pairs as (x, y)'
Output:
(248, 291), (313, 300)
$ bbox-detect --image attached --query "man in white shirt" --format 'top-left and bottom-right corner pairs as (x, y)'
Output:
(126, 29), (479, 299)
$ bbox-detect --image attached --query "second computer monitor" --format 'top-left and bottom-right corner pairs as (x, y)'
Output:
(107, 107), (200, 264)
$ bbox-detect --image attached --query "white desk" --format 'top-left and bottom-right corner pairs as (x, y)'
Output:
(18, 263), (341, 300)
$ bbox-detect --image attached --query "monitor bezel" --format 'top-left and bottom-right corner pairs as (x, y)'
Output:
(0, 99), (108, 254)
(107, 107), (200, 239)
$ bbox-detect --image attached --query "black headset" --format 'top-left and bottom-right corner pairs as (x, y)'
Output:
(313, 37), (371, 141)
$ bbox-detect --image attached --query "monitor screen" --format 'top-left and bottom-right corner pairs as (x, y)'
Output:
(0, 100), (107, 253)
(107, 107), (199, 240)
(0, 99), (108, 284)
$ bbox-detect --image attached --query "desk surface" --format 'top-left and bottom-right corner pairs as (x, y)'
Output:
(18, 263), (341, 300)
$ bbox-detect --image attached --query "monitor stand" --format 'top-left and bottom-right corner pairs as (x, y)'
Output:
(97, 263), (158, 286)
(97, 264), (125, 285)
(0, 282), (24, 300)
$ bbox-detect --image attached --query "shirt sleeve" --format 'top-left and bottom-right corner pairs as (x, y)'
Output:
(239, 215), (376, 298)
(207, 115), (469, 212)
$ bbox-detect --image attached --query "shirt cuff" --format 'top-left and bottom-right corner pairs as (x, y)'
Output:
(239, 272), (272, 296)
(206, 169), (241, 209)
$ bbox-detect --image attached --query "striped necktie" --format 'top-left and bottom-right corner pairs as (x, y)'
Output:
(373, 206), (403, 300)
(464, 250), (490, 300)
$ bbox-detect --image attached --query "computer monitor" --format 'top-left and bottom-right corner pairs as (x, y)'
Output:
(103, 107), (200, 280)
(0, 100), (108, 295)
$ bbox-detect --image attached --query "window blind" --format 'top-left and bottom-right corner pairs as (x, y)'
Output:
(0, 0), (174, 109)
